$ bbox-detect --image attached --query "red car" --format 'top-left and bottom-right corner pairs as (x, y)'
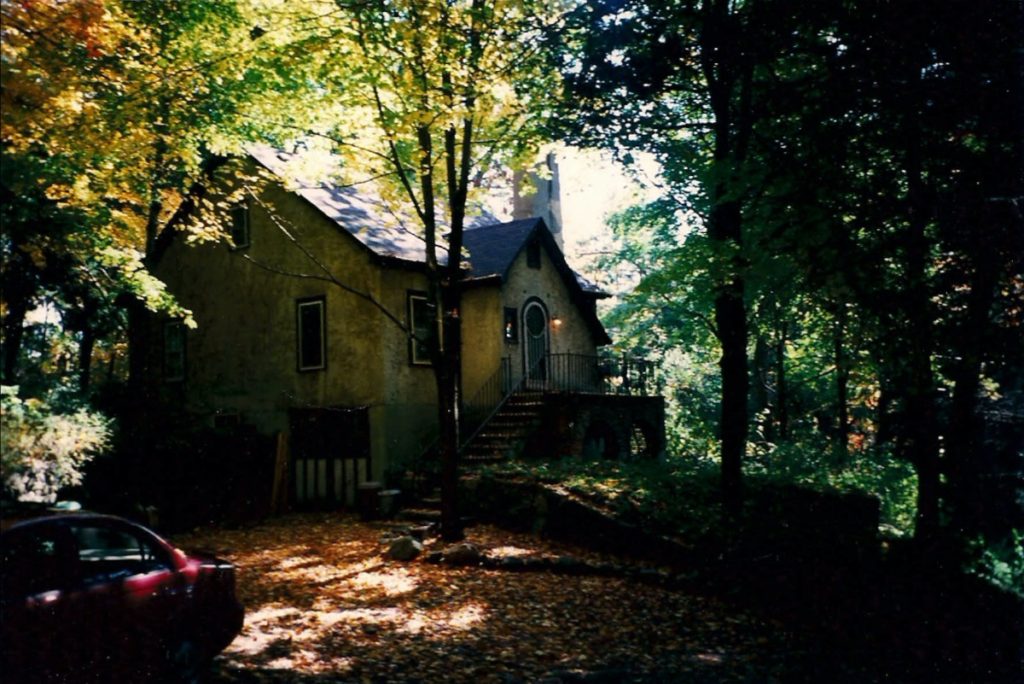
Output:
(1, 512), (244, 683)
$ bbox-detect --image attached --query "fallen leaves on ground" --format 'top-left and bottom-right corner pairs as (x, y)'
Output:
(173, 513), (809, 683)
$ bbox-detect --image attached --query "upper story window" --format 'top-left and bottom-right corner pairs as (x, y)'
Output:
(408, 291), (434, 366)
(163, 321), (186, 382)
(296, 296), (326, 371)
(526, 238), (541, 269)
(228, 201), (250, 250)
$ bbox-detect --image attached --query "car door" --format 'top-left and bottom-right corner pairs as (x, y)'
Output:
(0, 521), (79, 681)
(66, 520), (186, 678)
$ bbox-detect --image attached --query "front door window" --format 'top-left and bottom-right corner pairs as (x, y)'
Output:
(523, 301), (548, 383)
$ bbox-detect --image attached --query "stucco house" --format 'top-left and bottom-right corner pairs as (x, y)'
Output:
(150, 148), (664, 508)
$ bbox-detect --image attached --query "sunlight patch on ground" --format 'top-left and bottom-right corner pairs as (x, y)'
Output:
(288, 601), (491, 639)
(393, 601), (489, 636)
(694, 652), (725, 665)
(180, 514), (797, 683)
(276, 555), (320, 570)
(446, 602), (486, 630)
(317, 607), (405, 627)
(487, 544), (537, 558)
(267, 557), (380, 585)
(228, 605), (306, 656)
(244, 605), (302, 623)
(348, 567), (418, 596)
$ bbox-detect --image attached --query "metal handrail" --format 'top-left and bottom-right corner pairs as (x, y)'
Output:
(409, 354), (539, 477)
(540, 353), (660, 397)
(459, 353), (546, 451)
(461, 356), (511, 443)
(410, 351), (659, 478)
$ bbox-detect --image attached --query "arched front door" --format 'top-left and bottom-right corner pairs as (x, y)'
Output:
(523, 299), (549, 386)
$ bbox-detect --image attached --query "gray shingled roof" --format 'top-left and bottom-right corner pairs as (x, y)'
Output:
(462, 218), (539, 279)
(250, 145), (438, 263)
(463, 219), (605, 296)
(249, 146), (605, 298)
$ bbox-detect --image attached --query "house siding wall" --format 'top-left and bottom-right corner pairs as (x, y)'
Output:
(460, 244), (601, 401)
(153, 170), (437, 482)
(460, 286), (504, 405)
(500, 244), (600, 385)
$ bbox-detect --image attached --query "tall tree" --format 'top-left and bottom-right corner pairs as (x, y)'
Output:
(559, 0), (830, 504)
(792, 0), (1024, 537)
(1, 0), (268, 389)
(252, 0), (559, 539)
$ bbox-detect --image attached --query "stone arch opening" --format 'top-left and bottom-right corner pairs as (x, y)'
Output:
(582, 420), (618, 460)
(628, 420), (657, 460)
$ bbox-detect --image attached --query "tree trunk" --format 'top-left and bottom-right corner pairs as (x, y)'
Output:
(78, 323), (96, 393)
(126, 300), (151, 399)
(774, 315), (789, 440)
(752, 332), (770, 441)
(901, 112), (941, 540)
(701, 0), (752, 509)
(944, 208), (1003, 536)
(2, 288), (28, 385)
(437, 284), (464, 542)
(834, 305), (849, 463)
(711, 201), (748, 507)
(1, 247), (38, 385)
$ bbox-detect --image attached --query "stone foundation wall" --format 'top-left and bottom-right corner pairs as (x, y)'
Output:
(524, 393), (666, 461)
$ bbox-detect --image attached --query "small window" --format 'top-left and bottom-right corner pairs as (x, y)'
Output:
(526, 239), (541, 269)
(504, 307), (519, 342)
(164, 321), (186, 382)
(297, 297), (326, 371)
(229, 202), (250, 249)
(408, 292), (434, 366)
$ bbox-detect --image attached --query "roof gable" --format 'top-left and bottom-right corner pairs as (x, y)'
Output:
(462, 218), (541, 280)
(464, 218), (611, 345)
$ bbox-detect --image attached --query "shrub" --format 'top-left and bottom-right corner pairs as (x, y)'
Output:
(967, 529), (1024, 597)
(1, 385), (110, 503)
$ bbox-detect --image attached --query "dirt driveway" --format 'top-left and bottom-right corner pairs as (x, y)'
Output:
(172, 513), (814, 683)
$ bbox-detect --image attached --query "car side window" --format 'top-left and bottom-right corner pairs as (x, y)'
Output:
(1, 525), (71, 599)
(71, 524), (171, 584)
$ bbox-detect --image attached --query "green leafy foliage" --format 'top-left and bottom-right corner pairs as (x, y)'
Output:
(562, 0), (1022, 543)
(966, 530), (1024, 598)
(745, 437), (917, 536)
(490, 446), (915, 540)
(0, 385), (110, 502)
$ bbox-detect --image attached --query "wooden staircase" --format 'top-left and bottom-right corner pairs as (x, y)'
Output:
(461, 390), (546, 464)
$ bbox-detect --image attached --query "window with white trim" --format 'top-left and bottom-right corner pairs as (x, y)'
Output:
(408, 292), (434, 366)
(297, 297), (326, 371)
(228, 202), (250, 249)
(163, 321), (186, 382)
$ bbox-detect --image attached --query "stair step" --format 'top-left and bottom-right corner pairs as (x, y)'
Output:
(463, 454), (508, 464)
(464, 442), (514, 453)
(475, 432), (529, 440)
(456, 390), (548, 464)
(489, 415), (541, 423)
(397, 508), (442, 522)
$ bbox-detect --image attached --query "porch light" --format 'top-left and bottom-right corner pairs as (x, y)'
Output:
(551, 315), (563, 328)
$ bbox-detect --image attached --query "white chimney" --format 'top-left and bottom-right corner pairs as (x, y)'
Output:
(511, 153), (564, 252)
